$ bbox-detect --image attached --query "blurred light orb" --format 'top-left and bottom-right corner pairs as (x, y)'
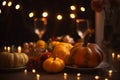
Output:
(80, 7), (85, 12)
(8, 1), (12, 7)
(2, 1), (7, 6)
(29, 12), (34, 18)
(0, 9), (1, 14)
(70, 13), (76, 19)
(57, 14), (62, 20)
(42, 12), (48, 17)
(15, 4), (20, 10)
(70, 5), (76, 11)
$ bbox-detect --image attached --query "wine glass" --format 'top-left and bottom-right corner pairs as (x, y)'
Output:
(34, 18), (47, 39)
(76, 19), (89, 39)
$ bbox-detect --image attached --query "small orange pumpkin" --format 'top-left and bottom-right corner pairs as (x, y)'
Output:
(42, 57), (65, 73)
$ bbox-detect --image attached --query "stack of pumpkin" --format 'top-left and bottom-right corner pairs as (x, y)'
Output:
(22, 32), (103, 73)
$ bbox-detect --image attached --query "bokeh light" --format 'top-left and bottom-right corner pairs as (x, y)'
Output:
(8, 1), (12, 7)
(70, 13), (76, 19)
(42, 12), (48, 17)
(2, 1), (7, 6)
(80, 7), (85, 12)
(57, 14), (62, 20)
(70, 5), (76, 11)
(29, 12), (34, 18)
(15, 4), (20, 10)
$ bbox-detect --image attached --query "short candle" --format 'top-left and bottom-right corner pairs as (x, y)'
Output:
(94, 75), (99, 80)
(77, 73), (81, 77)
(36, 74), (40, 80)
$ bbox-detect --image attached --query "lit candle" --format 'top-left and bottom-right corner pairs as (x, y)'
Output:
(4, 46), (7, 52)
(36, 74), (40, 80)
(7, 46), (10, 52)
(32, 69), (36, 73)
(64, 73), (67, 80)
(112, 52), (115, 60)
(77, 76), (80, 80)
(24, 69), (27, 75)
(77, 73), (81, 77)
(104, 78), (108, 80)
(94, 75), (100, 80)
(108, 70), (112, 76)
(117, 54), (120, 60)
(18, 46), (21, 53)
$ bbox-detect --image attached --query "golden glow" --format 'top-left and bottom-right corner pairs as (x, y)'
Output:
(41, 17), (47, 25)
(15, 4), (20, 10)
(0, 9), (1, 14)
(94, 75), (99, 80)
(70, 13), (76, 19)
(42, 12), (48, 17)
(80, 7), (85, 12)
(57, 14), (62, 20)
(29, 12), (34, 18)
(8, 1), (12, 7)
(2, 1), (7, 6)
(70, 5), (76, 10)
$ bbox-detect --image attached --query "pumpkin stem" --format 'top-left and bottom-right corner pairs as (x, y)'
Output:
(83, 29), (93, 47)
(53, 55), (56, 61)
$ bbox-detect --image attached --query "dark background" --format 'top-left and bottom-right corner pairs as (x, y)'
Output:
(0, 0), (95, 47)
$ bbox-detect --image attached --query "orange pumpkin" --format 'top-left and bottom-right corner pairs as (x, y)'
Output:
(70, 42), (103, 68)
(52, 42), (73, 64)
(43, 57), (65, 73)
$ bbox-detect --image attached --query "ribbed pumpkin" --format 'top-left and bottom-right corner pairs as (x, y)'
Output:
(43, 57), (65, 73)
(70, 43), (103, 68)
(0, 52), (29, 68)
(52, 42), (73, 64)
(69, 30), (103, 68)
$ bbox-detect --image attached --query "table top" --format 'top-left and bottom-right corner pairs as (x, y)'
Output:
(0, 62), (120, 80)
(0, 46), (120, 80)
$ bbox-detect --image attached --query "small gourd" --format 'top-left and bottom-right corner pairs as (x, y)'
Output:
(43, 56), (65, 73)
